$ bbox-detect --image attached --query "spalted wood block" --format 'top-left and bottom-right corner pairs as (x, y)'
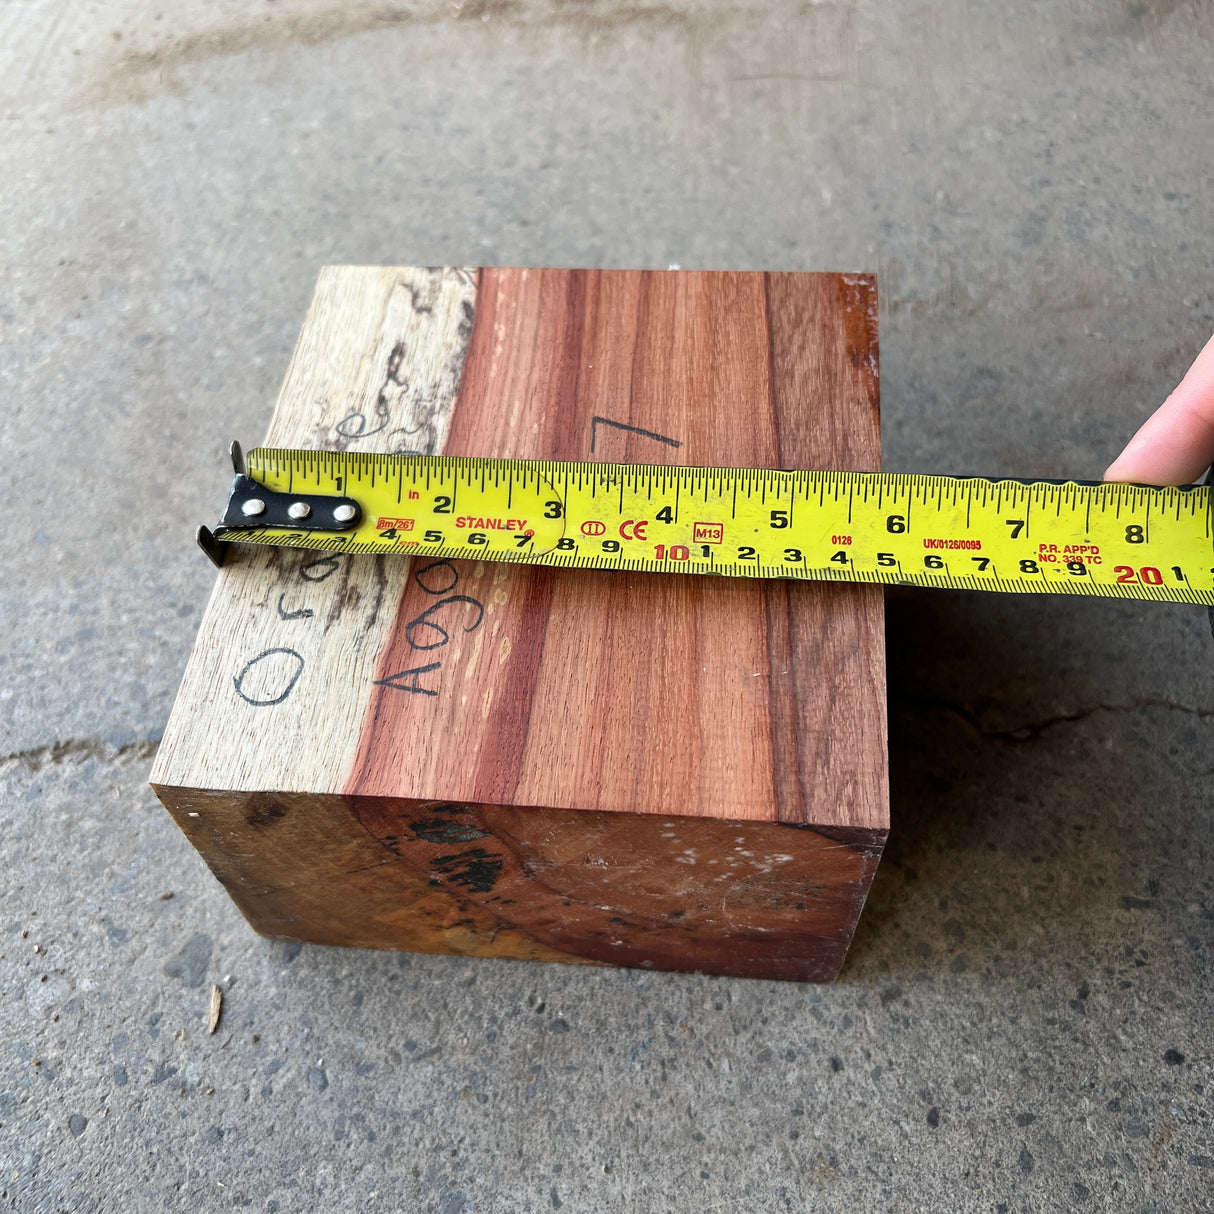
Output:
(152, 267), (887, 982)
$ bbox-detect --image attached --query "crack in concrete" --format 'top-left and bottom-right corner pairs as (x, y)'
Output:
(900, 695), (1213, 743)
(0, 737), (160, 774)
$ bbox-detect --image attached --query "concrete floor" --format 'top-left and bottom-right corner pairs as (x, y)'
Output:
(2, 1), (1212, 1210)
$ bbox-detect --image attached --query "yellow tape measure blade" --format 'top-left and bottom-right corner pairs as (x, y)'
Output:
(220, 449), (1214, 606)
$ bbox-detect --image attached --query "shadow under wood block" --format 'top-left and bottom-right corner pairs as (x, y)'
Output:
(152, 267), (888, 982)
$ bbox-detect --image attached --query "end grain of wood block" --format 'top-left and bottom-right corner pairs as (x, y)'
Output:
(152, 267), (887, 983)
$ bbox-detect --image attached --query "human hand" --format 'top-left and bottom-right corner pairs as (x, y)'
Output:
(1104, 332), (1214, 486)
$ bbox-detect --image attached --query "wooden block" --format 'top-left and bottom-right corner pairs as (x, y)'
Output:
(152, 267), (887, 982)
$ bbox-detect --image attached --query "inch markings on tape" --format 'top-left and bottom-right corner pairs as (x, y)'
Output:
(205, 447), (1214, 605)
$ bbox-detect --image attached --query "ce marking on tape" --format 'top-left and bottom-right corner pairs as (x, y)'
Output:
(619, 519), (649, 541)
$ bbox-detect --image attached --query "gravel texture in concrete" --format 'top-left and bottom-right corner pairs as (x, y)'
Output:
(2, 2), (1212, 1210)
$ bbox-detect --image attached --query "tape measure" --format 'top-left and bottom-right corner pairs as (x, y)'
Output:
(200, 444), (1214, 605)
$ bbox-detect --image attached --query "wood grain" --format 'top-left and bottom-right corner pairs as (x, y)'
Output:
(151, 267), (475, 795)
(152, 266), (888, 982)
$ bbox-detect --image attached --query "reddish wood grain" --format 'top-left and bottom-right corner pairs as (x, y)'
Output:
(348, 269), (886, 832)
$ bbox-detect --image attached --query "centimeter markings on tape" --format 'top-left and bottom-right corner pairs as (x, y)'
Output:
(213, 447), (1214, 606)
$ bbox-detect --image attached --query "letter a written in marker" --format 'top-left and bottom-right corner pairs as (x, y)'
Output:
(374, 662), (442, 697)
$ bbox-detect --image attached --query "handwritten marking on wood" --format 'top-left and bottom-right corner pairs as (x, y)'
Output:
(152, 267), (476, 795)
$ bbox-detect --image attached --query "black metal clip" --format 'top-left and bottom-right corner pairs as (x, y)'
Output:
(198, 442), (362, 568)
